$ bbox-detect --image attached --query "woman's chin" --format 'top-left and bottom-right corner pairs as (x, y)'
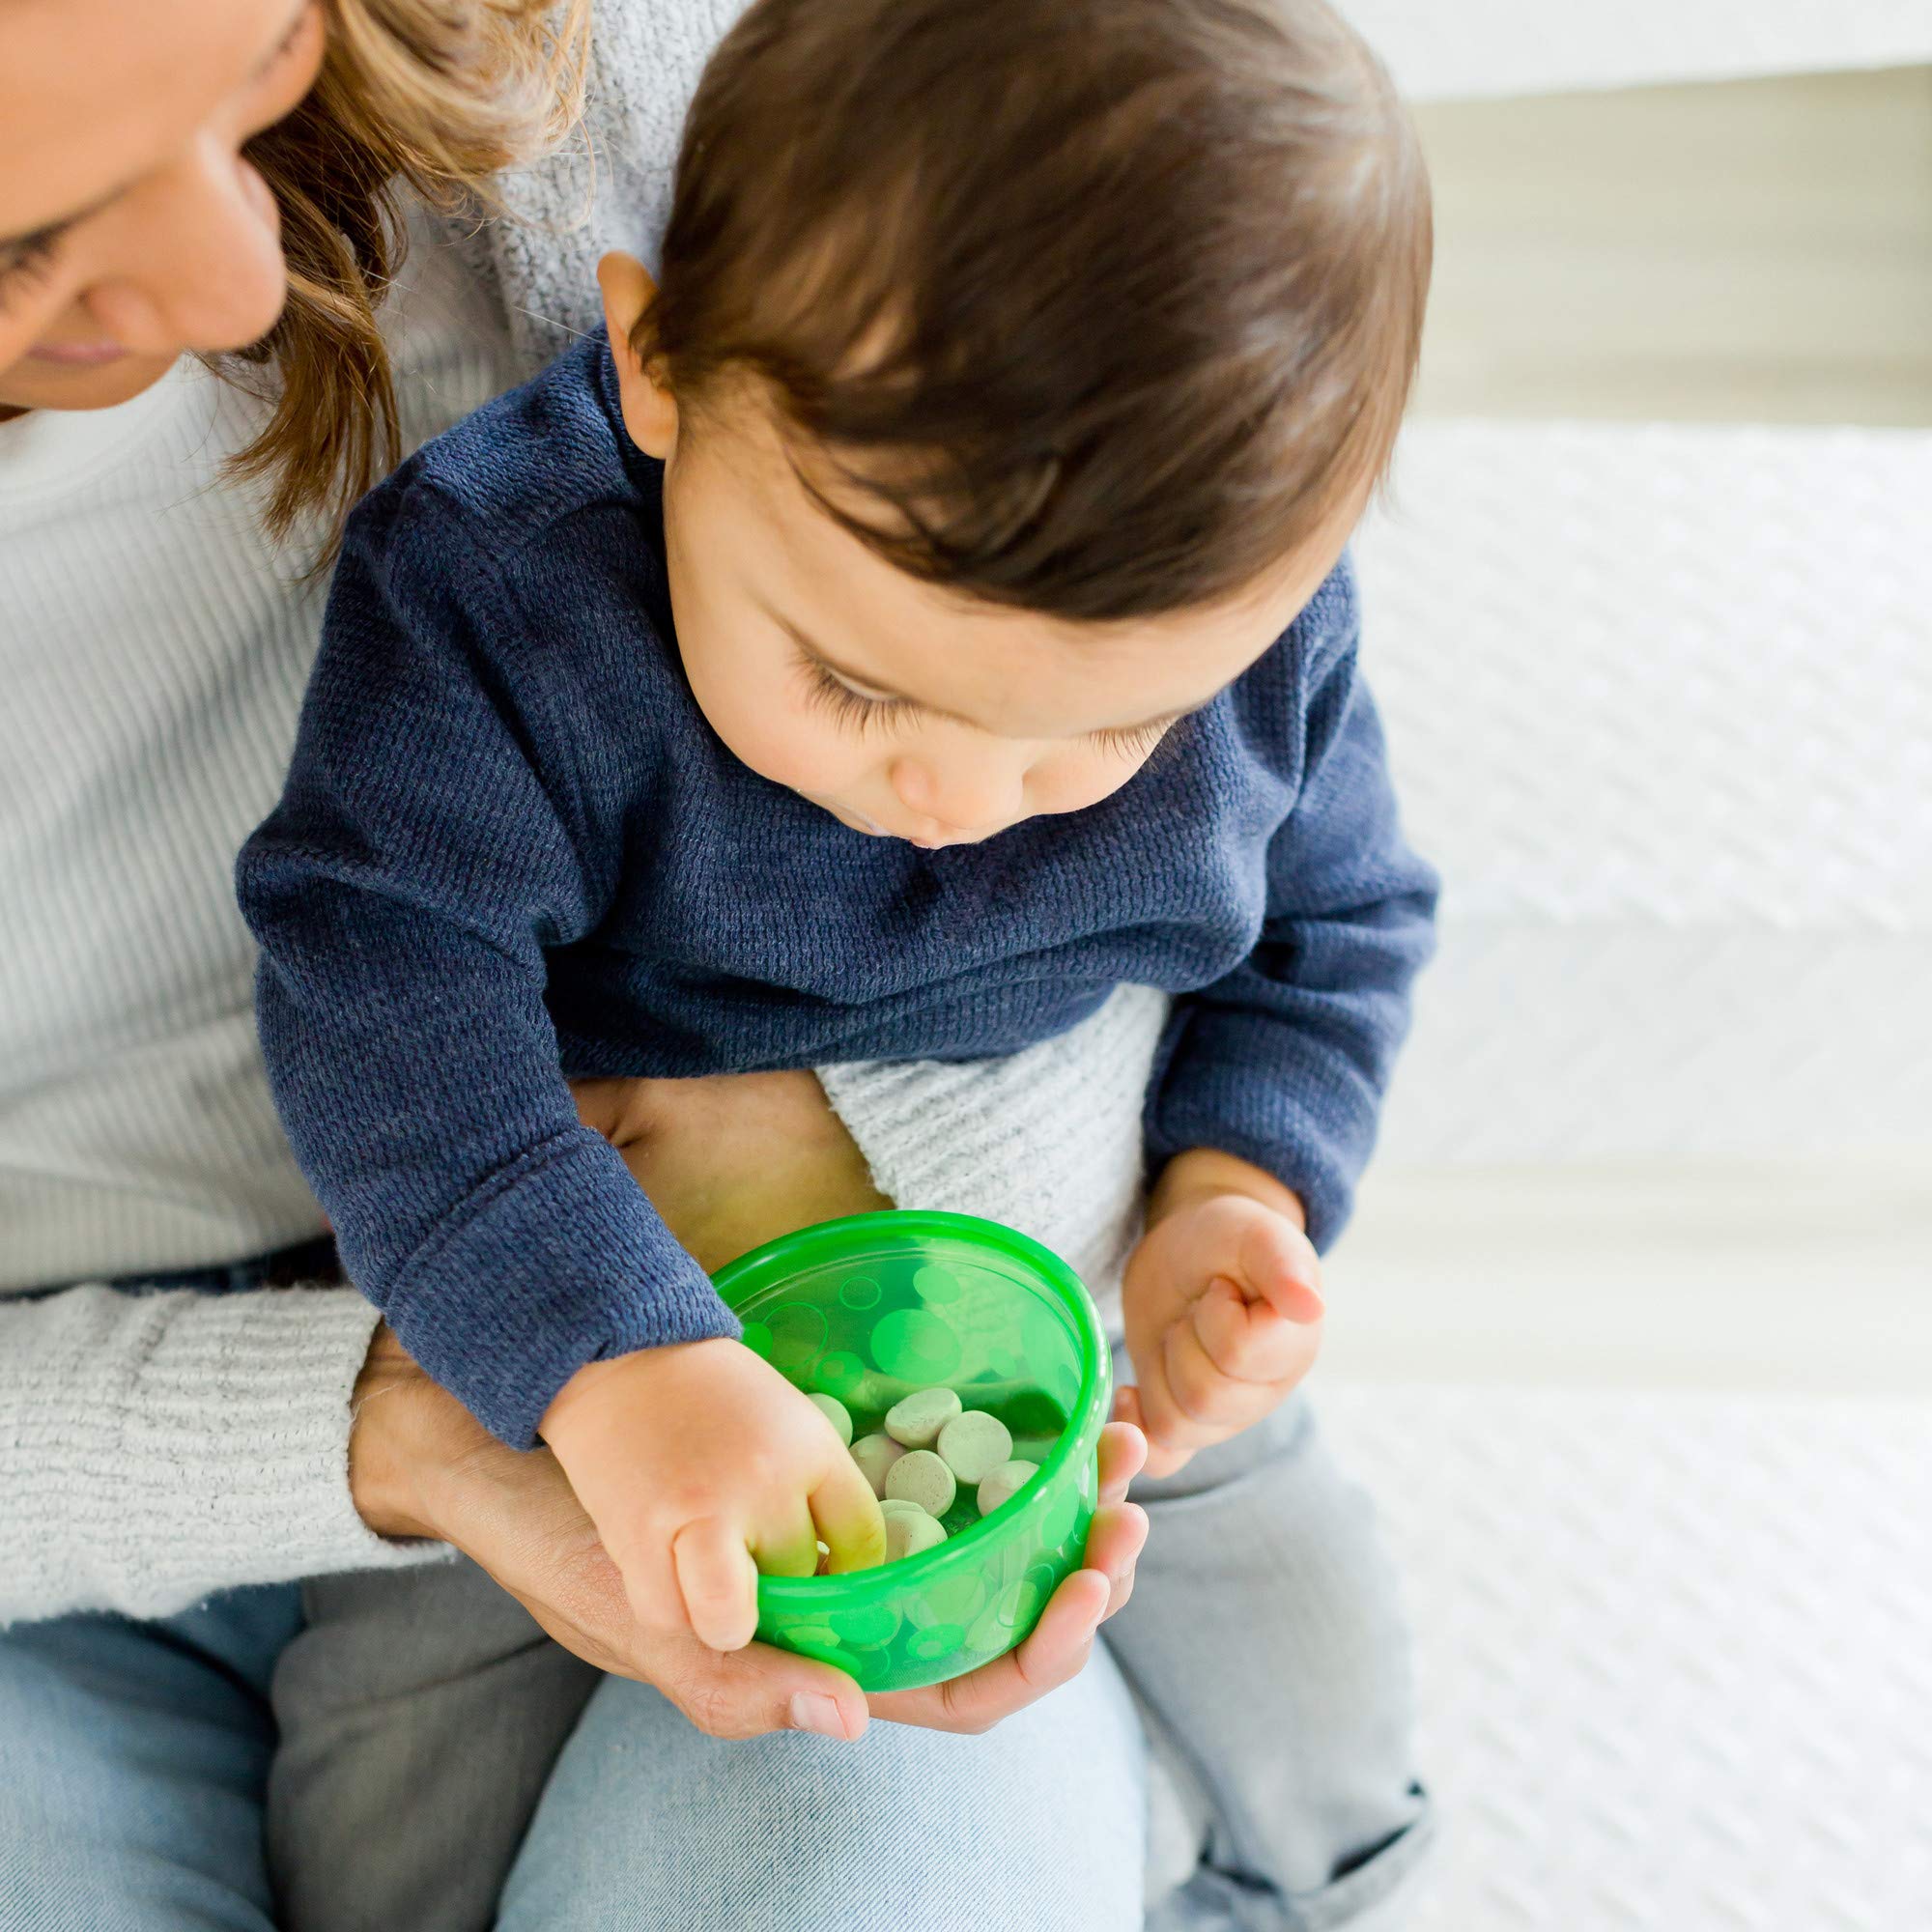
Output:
(0, 350), (182, 415)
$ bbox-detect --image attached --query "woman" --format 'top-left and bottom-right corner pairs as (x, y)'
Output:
(0, 1), (1159, 1924)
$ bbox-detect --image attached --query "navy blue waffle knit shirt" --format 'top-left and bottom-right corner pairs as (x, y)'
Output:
(238, 333), (1439, 1449)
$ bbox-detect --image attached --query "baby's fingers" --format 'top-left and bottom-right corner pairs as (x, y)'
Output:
(1097, 1411), (1148, 1504)
(1193, 1276), (1321, 1387)
(1134, 1334), (1232, 1476)
(1159, 1314), (1281, 1445)
(750, 1493), (821, 1581)
(672, 1516), (760, 1652)
(1116, 1386), (1192, 1480)
(810, 1453), (888, 1575)
(1236, 1214), (1325, 1324)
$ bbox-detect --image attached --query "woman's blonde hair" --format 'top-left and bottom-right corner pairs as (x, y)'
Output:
(227, 0), (591, 554)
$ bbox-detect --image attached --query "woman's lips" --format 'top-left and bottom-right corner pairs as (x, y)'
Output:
(27, 339), (128, 367)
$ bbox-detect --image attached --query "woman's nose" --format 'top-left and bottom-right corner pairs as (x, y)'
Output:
(82, 135), (289, 356)
(888, 752), (1025, 838)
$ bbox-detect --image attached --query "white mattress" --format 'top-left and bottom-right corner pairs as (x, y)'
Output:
(1336, 1), (1932, 100)
(1350, 420), (1932, 1168)
(1320, 1380), (1932, 1931)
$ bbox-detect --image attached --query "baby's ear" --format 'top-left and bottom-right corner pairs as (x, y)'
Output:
(596, 251), (678, 458)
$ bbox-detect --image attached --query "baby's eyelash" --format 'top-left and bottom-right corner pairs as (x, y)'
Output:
(1089, 719), (1174, 759)
(795, 647), (1177, 759)
(796, 656), (910, 737)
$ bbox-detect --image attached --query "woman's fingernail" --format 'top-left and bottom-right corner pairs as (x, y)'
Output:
(788, 1692), (849, 1740)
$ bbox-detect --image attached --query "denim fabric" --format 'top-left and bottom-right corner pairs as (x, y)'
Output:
(1104, 1341), (1435, 1932)
(0, 1585), (1151, 1932)
(20, 1232), (341, 1302)
(267, 1362), (1434, 1932)
(1, 1266), (1430, 1930)
(116, 1234), (343, 1296)
(0, 1585), (305, 1932)
(497, 1645), (1151, 1932)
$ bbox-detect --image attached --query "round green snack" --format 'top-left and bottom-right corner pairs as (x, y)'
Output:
(885, 1447), (957, 1518)
(936, 1409), (1013, 1484)
(807, 1391), (853, 1445)
(976, 1459), (1039, 1518)
(884, 1385), (961, 1449)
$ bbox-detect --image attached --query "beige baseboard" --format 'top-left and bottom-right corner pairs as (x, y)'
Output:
(1321, 1157), (1932, 1396)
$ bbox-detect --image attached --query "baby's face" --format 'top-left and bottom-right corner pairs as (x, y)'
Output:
(662, 401), (1350, 846)
(648, 397), (1350, 850)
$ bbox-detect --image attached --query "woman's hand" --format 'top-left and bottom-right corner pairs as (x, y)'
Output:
(572, 1069), (890, 1273)
(348, 1324), (1149, 1743)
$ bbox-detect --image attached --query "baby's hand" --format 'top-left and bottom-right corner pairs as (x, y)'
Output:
(540, 1339), (886, 1651)
(1122, 1153), (1325, 1478)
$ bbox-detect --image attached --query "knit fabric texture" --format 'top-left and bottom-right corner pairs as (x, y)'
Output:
(0, 1286), (444, 1624)
(239, 334), (1438, 1448)
(1, 3), (1250, 1622)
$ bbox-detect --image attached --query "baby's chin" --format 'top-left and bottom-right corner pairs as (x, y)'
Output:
(807, 795), (902, 839)
(801, 792), (950, 847)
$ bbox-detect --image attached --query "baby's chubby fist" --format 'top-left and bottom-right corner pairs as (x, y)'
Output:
(539, 1338), (886, 1652)
(1121, 1151), (1325, 1478)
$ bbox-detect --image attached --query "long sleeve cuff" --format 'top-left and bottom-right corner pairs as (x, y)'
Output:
(1145, 1006), (1387, 1251)
(0, 1284), (446, 1627)
(378, 1128), (739, 1450)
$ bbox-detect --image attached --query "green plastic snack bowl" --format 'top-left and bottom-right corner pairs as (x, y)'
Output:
(712, 1209), (1112, 1692)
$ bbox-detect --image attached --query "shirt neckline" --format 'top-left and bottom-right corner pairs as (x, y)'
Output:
(0, 356), (201, 503)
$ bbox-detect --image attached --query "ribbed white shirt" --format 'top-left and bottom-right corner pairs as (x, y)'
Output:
(0, 219), (518, 1293)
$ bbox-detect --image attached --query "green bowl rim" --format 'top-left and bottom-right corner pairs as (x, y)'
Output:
(712, 1208), (1113, 1619)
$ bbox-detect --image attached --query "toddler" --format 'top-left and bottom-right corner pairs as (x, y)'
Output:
(241, 0), (1437, 1918)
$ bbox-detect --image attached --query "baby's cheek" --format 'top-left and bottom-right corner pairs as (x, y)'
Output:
(711, 689), (866, 797)
(1034, 748), (1143, 818)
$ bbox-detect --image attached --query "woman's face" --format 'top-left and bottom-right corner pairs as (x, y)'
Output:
(0, 0), (326, 415)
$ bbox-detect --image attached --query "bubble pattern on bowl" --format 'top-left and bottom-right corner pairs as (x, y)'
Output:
(720, 1213), (1108, 1692)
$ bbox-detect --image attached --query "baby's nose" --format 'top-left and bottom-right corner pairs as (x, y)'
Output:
(888, 754), (1021, 838)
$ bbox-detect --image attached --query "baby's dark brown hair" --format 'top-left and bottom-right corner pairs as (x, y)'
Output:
(641, 0), (1431, 623)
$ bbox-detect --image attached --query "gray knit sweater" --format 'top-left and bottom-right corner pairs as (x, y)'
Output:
(0, 2), (1160, 1625)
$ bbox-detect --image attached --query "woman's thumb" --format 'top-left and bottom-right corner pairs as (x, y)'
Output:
(679, 1643), (869, 1743)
